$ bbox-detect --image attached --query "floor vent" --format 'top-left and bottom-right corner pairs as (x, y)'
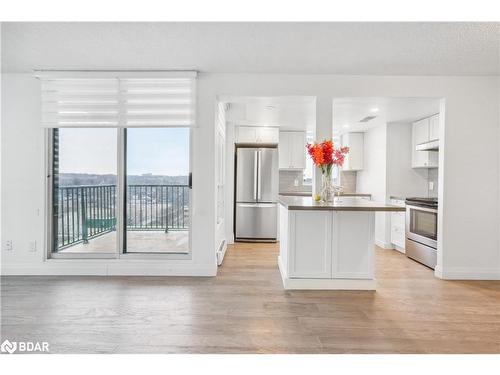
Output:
(216, 239), (227, 266)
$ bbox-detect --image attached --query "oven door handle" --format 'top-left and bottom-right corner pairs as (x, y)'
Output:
(405, 204), (438, 213)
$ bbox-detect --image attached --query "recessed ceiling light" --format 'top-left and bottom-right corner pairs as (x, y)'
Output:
(370, 107), (379, 113)
(343, 124), (350, 128)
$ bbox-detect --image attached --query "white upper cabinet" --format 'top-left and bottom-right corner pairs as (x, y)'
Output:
(412, 118), (430, 168)
(429, 114), (440, 141)
(235, 126), (279, 144)
(412, 115), (439, 168)
(279, 131), (306, 169)
(279, 132), (291, 169)
(259, 127), (280, 143)
(414, 118), (430, 144)
(341, 133), (363, 171)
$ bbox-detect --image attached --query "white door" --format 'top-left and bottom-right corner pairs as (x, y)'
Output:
(216, 127), (227, 265)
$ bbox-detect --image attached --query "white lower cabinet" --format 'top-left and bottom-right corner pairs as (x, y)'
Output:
(288, 210), (332, 278)
(280, 207), (374, 281)
(390, 199), (406, 252)
(331, 211), (374, 279)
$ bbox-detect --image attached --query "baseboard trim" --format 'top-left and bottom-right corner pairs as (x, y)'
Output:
(375, 239), (394, 250)
(278, 256), (376, 290)
(434, 265), (500, 280)
(1, 261), (217, 276)
(394, 245), (405, 254)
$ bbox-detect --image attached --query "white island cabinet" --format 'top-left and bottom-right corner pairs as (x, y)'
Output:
(278, 196), (405, 290)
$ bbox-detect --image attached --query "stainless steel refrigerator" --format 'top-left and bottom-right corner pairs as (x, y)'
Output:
(235, 147), (278, 241)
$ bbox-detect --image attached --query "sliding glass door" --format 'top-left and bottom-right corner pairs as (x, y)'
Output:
(51, 128), (118, 255)
(124, 128), (190, 253)
(50, 128), (190, 257)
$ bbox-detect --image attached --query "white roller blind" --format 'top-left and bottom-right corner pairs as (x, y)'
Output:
(38, 71), (197, 128)
(120, 78), (195, 127)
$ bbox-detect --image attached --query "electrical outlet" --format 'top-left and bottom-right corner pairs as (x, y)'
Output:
(429, 181), (434, 191)
(4, 240), (13, 251)
(29, 240), (37, 252)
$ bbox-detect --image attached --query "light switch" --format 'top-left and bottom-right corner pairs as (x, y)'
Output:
(29, 240), (37, 252)
(429, 181), (434, 190)
(294, 179), (299, 187)
(4, 240), (13, 251)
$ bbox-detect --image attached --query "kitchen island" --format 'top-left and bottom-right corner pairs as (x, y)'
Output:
(278, 196), (405, 290)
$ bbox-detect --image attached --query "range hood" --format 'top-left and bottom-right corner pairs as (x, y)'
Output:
(416, 139), (439, 151)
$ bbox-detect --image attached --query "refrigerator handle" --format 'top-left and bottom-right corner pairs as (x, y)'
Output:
(253, 150), (258, 200)
(257, 149), (262, 200)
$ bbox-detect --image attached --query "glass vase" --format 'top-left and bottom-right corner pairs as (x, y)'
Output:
(320, 170), (334, 203)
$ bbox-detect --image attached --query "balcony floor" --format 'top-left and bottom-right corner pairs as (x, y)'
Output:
(58, 230), (189, 254)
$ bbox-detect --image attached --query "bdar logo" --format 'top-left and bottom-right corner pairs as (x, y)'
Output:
(1, 340), (17, 354)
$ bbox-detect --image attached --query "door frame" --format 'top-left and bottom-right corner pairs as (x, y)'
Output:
(45, 128), (193, 260)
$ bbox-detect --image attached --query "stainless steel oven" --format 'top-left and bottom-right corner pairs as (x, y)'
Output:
(405, 198), (438, 269)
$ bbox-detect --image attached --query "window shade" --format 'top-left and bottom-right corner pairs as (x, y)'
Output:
(38, 72), (197, 128)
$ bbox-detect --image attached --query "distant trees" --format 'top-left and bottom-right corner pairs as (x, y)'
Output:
(59, 173), (188, 187)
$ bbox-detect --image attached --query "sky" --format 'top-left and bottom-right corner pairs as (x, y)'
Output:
(59, 128), (189, 176)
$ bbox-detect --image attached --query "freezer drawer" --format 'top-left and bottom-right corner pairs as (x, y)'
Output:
(235, 203), (277, 240)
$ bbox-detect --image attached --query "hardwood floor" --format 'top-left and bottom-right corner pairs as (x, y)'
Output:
(1, 243), (500, 353)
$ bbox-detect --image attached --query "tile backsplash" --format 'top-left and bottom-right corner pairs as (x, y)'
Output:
(340, 171), (357, 194)
(428, 168), (439, 198)
(279, 170), (357, 193)
(279, 170), (312, 192)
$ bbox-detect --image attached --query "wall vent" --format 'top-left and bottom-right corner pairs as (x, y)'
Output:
(359, 115), (377, 122)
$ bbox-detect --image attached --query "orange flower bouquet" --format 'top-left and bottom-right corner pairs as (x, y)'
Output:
(306, 140), (349, 202)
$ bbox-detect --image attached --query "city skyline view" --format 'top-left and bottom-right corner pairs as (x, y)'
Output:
(59, 128), (189, 176)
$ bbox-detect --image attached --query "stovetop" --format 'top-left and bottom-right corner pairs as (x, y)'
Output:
(405, 197), (438, 208)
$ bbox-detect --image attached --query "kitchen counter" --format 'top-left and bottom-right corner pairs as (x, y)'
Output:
(278, 191), (312, 197)
(278, 196), (405, 212)
(389, 195), (407, 201)
(278, 196), (404, 291)
(279, 192), (372, 198)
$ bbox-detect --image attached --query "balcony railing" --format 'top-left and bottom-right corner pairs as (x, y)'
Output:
(55, 184), (189, 250)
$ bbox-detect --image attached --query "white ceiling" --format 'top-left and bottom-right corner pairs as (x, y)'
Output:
(332, 97), (441, 135)
(2, 22), (499, 75)
(224, 96), (316, 131)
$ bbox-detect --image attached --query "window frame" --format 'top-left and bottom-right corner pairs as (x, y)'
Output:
(45, 127), (193, 260)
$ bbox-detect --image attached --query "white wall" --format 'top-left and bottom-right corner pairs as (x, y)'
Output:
(2, 73), (499, 279)
(386, 122), (430, 199)
(1, 73), (217, 276)
(356, 125), (390, 248)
